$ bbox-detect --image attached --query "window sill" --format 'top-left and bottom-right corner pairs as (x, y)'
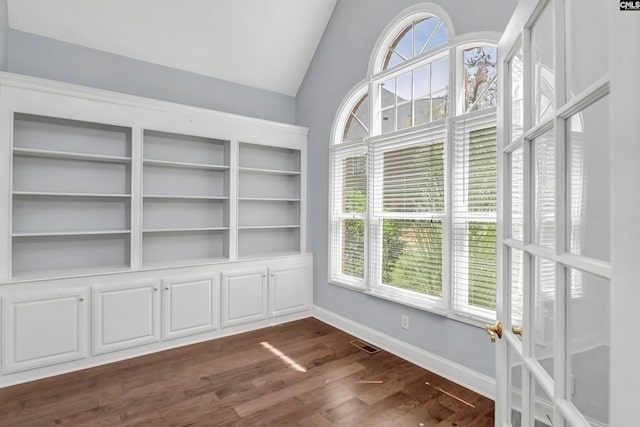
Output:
(328, 278), (367, 292)
(364, 288), (448, 316)
(328, 280), (493, 330)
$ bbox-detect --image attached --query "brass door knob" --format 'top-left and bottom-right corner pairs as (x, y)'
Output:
(512, 326), (523, 336)
(485, 320), (503, 342)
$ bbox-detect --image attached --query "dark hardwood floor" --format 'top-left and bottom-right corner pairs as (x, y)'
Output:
(0, 318), (495, 426)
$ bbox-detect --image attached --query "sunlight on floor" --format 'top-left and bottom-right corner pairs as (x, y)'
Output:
(260, 341), (307, 372)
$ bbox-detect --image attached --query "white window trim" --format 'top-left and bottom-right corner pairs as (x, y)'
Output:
(329, 4), (501, 326)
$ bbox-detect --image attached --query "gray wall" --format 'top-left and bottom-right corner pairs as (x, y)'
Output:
(0, 0), (7, 70)
(296, 0), (517, 378)
(7, 30), (295, 124)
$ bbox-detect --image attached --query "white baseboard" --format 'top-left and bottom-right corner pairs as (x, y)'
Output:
(313, 305), (496, 400)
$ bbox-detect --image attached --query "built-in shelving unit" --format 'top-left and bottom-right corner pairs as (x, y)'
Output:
(0, 74), (311, 389)
(11, 114), (132, 278)
(2, 76), (307, 280)
(238, 143), (301, 258)
(142, 130), (230, 266)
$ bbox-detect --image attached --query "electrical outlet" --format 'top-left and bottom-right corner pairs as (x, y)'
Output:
(401, 314), (409, 330)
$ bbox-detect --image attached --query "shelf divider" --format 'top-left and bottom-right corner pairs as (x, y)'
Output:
(13, 191), (132, 198)
(238, 225), (301, 230)
(144, 158), (229, 171)
(143, 194), (229, 200)
(239, 166), (300, 176)
(13, 147), (132, 164)
(13, 230), (131, 238)
(142, 227), (229, 233)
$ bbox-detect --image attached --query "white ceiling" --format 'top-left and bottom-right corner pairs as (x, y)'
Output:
(7, 0), (337, 96)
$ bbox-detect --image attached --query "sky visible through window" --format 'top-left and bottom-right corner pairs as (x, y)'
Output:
(385, 17), (448, 69)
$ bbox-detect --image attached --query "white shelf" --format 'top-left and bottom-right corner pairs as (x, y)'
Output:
(13, 230), (131, 238)
(143, 130), (229, 166)
(142, 130), (231, 269)
(239, 142), (300, 171)
(238, 197), (300, 202)
(238, 172), (300, 200)
(12, 233), (131, 277)
(14, 155), (131, 195)
(238, 225), (300, 230)
(139, 257), (230, 271)
(10, 264), (132, 282)
(13, 191), (131, 198)
(143, 159), (229, 171)
(13, 113), (131, 158)
(237, 250), (303, 260)
(143, 230), (228, 265)
(237, 141), (302, 258)
(143, 227), (229, 233)
(11, 112), (133, 278)
(237, 227), (300, 258)
(14, 147), (132, 164)
(239, 167), (300, 176)
(143, 195), (228, 200)
(143, 165), (228, 198)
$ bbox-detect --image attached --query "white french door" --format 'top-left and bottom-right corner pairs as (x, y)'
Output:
(495, 0), (611, 426)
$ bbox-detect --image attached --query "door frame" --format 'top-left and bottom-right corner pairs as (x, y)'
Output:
(610, 6), (640, 426)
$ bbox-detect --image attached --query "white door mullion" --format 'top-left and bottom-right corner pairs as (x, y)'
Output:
(522, 13), (534, 427)
(553, 0), (568, 424)
(495, 30), (511, 422)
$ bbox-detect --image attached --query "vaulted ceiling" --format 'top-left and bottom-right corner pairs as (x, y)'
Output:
(7, 0), (337, 96)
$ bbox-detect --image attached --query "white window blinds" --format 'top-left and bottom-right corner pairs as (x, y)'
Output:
(370, 129), (446, 306)
(330, 145), (367, 286)
(452, 112), (497, 318)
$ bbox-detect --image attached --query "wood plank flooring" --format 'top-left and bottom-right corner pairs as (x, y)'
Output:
(0, 318), (495, 426)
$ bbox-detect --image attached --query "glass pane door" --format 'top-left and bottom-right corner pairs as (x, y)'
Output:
(497, 0), (611, 425)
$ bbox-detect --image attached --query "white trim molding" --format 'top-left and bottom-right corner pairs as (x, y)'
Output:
(313, 305), (495, 399)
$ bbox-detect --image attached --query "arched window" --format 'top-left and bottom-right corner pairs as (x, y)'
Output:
(341, 94), (369, 142)
(329, 4), (500, 321)
(382, 16), (449, 70)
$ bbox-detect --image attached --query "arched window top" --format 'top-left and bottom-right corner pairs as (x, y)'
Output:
(333, 85), (369, 145)
(369, 4), (455, 75)
(383, 16), (448, 70)
(342, 93), (369, 142)
(333, 5), (500, 145)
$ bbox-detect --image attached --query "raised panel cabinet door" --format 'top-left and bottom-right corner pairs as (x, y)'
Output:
(1, 290), (88, 374)
(162, 275), (220, 341)
(221, 269), (267, 328)
(269, 266), (310, 317)
(92, 281), (160, 355)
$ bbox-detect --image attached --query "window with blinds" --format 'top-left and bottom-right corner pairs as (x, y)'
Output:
(452, 113), (497, 316)
(329, 23), (499, 322)
(368, 130), (447, 306)
(330, 148), (367, 286)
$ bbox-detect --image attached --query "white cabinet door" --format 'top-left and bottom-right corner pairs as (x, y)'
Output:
(221, 269), (267, 328)
(2, 290), (88, 374)
(269, 266), (309, 318)
(162, 275), (219, 341)
(92, 281), (160, 355)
